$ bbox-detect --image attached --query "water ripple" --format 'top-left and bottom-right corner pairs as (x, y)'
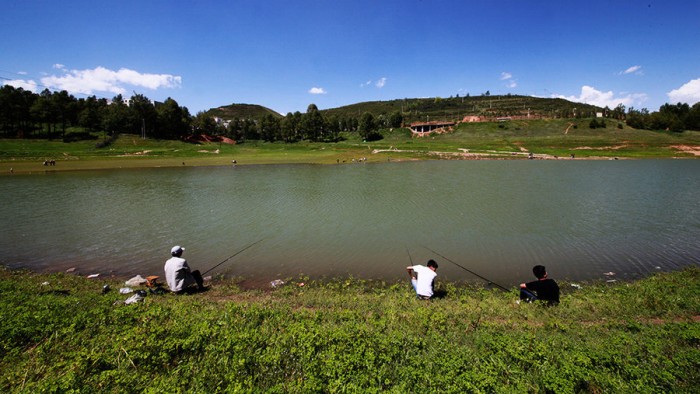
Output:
(1, 160), (698, 284)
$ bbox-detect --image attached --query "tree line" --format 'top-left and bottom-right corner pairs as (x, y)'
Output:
(0, 86), (192, 141)
(0, 86), (400, 144)
(622, 102), (700, 132)
(1, 85), (698, 145)
(210, 104), (403, 143)
(193, 110), (309, 142)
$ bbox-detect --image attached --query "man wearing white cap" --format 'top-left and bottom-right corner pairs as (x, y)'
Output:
(164, 245), (205, 293)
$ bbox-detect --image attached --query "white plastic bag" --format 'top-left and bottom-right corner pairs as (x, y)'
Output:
(270, 279), (285, 288)
(124, 290), (147, 305)
(125, 275), (147, 287)
(124, 294), (143, 305)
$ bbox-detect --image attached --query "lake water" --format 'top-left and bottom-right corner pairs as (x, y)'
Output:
(1, 160), (699, 288)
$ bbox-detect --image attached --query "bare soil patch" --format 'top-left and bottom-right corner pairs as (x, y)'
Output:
(573, 144), (628, 150)
(117, 150), (152, 157)
(671, 145), (700, 156)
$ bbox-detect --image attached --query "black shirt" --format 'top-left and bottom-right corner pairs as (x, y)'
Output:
(526, 278), (560, 305)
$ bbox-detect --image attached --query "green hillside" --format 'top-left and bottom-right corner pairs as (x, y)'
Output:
(321, 95), (603, 124)
(205, 103), (282, 120)
(205, 95), (604, 124)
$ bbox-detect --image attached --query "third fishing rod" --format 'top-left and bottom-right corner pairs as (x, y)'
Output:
(421, 245), (510, 291)
(202, 238), (266, 275)
(406, 247), (414, 265)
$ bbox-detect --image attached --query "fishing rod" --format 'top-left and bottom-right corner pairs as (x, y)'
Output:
(406, 247), (414, 266)
(202, 238), (265, 275)
(420, 245), (510, 291)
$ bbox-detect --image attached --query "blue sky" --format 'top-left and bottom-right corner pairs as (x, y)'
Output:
(2, 1), (699, 115)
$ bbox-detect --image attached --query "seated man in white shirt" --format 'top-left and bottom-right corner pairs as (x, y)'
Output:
(164, 245), (205, 293)
(406, 259), (438, 299)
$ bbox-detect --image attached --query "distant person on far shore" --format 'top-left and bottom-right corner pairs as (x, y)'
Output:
(164, 246), (205, 293)
(520, 265), (559, 305)
(406, 259), (438, 299)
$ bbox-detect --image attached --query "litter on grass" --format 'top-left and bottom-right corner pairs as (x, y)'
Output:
(124, 290), (148, 305)
(125, 275), (147, 287)
(270, 279), (285, 288)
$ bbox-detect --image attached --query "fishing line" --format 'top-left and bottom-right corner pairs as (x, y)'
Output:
(202, 238), (266, 275)
(421, 245), (510, 291)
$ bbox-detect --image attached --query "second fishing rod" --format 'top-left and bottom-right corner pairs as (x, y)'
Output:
(421, 245), (510, 291)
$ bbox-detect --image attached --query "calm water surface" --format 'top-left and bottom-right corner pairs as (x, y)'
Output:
(1, 160), (698, 287)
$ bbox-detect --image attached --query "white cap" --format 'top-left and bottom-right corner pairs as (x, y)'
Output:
(171, 245), (185, 255)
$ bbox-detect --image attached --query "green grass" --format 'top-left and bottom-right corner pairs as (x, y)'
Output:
(1, 119), (699, 175)
(1, 266), (698, 392)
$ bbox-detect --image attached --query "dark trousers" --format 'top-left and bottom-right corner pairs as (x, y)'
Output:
(520, 288), (537, 302)
(192, 270), (204, 289)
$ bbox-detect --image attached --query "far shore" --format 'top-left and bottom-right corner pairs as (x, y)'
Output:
(3, 121), (699, 176)
(2, 149), (678, 176)
(2, 125), (699, 175)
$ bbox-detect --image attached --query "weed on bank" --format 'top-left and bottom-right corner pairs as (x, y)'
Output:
(0, 267), (698, 393)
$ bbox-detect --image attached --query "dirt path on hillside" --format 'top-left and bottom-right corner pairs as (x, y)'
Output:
(565, 123), (575, 134)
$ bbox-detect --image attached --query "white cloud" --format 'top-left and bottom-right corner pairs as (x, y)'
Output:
(501, 72), (516, 88)
(53, 63), (66, 70)
(1, 79), (39, 92)
(667, 78), (700, 105)
(309, 87), (327, 94)
(554, 85), (648, 108)
(620, 65), (643, 75)
(360, 78), (387, 88)
(39, 66), (182, 96)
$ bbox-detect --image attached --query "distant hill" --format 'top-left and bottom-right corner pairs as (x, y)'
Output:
(207, 95), (603, 124)
(320, 95), (603, 123)
(205, 103), (282, 120)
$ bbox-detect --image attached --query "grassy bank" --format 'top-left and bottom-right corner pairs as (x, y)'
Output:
(1, 266), (698, 392)
(1, 119), (699, 175)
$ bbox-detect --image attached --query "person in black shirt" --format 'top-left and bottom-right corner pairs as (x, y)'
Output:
(520, 265), (560, 305)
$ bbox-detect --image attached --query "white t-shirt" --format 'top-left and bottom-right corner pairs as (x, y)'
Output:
(409, 265), (437, 297)
(164, 256), (195, 292)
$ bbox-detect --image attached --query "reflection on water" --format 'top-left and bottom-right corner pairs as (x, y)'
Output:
(1, 160), (699, 287)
